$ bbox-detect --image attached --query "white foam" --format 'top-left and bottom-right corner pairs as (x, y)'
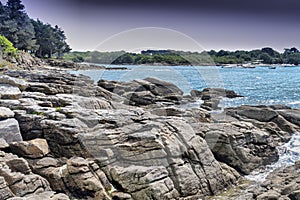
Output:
(246, 133), (300, 182)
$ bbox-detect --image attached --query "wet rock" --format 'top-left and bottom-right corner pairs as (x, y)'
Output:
(191, 88), (243, 110)
(191, 88), (243, 99)
(0, 118), (23, 143)
(205, 121), (278, 174)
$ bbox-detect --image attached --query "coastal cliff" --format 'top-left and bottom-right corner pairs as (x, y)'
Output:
(0, 59), (300, 199)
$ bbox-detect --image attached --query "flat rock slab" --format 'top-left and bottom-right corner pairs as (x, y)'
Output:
(0, 84), (22, 100)
(0, 118), (23, 143)
(0, 107), (14, 119)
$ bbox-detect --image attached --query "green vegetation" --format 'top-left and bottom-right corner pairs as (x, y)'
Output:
(0, 0), (70, 58)
(0, 34), (18, 58)
(64, 50), (212, 65)
(64, 48), (300, 66)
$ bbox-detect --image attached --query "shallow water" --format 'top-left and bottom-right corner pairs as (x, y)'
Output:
(70, 65), (300, 108)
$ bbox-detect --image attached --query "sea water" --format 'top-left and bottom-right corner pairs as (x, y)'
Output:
(70, 65), (300, 183)
(70, 65), (300, 108)
(246, 133), (300, 182)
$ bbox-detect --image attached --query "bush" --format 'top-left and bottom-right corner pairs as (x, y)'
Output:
(0, 35), (18, 58)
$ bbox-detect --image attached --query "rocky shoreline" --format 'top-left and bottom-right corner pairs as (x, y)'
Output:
(0, 58), (300, 199)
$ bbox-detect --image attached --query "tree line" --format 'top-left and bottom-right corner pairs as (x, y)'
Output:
(65, 47), (300, 65)
(0, 0), (70, 58)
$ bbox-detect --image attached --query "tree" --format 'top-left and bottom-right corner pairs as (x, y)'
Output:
(32, 20), (71, 58)
(259, 52), (273, 64)
(53, 25), (71, 58)
(261, 47), (276, 57)
(290, 47), (299, 53)
(0, 0), (37, 52)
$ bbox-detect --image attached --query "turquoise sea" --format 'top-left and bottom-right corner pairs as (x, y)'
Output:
(70, 65), (300, 108)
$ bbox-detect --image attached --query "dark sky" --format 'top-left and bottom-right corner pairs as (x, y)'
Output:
(3, 0), (300, 52)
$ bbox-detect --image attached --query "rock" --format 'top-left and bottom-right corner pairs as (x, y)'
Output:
(124, 91), (155, 106)
(3, 68), (300, 200)
(7, 191), (70, 200)
(205, 121), (278, 174)
(0, 176), (14, 199)
(277, 109), (300, 127)
(0, 118), (23, 143)
(143, 77), (183, 96)
(0, 75), (28, 91)
(14, 110), (46, 140)
(289, 190), (300, 200)
(5, 157), (32, 174)
(0, 84), (22, 99)
(10, 138), (49, 159)
(226, 105), (278, 122)
(73, 96), (112, 110)
(191, 88), (243, 110)
(0, 107), (14, 120)
(110, 165), (179, 200)
(62, 157), (111, 199)
(0, 100), (20, 109)
(191, 88), (243, 99)
(41, 118), (89, 157)
(0, 150), (52, 198)
(98, 77), (184, 106)
(256, 190), (280, 200)
(0, 138), (9, 149)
